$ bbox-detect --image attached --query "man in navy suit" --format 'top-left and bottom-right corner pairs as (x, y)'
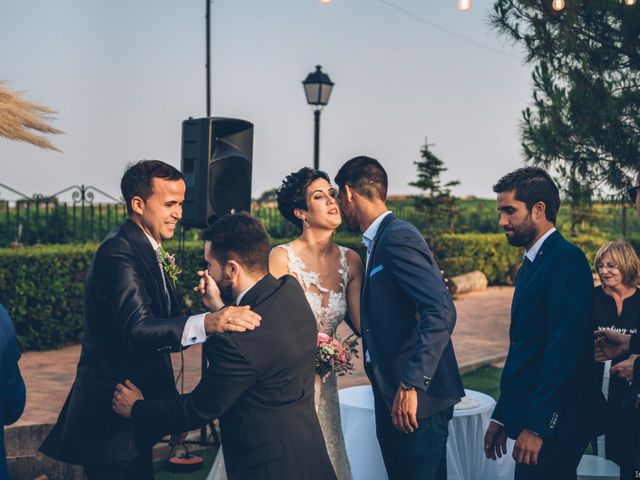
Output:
(335, 156), (464, 480)
(484, 167), (598, 479)
(0, 304), (26, 480)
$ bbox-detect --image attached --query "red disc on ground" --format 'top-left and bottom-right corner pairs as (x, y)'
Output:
(168, 454), (204, 472)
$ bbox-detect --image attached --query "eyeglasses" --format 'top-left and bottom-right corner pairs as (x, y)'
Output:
(628, 185), (640, 203)
(596, 263), (620, 272)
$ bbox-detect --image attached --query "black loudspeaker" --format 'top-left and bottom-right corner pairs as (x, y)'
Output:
(181, 117), (253, 228)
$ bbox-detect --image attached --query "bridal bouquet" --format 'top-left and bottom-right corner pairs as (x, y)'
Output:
(316, 332), (359, 383)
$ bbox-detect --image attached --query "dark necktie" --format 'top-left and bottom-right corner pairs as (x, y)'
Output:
(516, 256), (533, 286)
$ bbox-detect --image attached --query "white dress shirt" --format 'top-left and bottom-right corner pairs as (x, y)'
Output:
(524, 227), (556, 263)
(362, 210), (392, 363)
(235, 283), (256, 306)
(362, 210), (392, 269)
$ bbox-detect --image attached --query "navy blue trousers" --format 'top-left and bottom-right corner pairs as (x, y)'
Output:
(372, 383), (452, 480)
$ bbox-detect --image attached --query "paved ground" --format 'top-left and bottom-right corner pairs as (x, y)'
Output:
(14, 286), (514, 427)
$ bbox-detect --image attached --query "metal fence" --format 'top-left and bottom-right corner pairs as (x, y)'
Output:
(0, 182), (435, 246)
(0, 183), (127, 246)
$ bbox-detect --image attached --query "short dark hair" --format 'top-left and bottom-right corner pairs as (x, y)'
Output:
(493, 166), (561, 223)
(121, 160), (184, 215)
(277, 167), (331, 230)
(202, 212), (270, 274)
(334, 156), (387, 201)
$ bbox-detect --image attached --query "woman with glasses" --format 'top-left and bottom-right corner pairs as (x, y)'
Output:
(593, 240), (640, 478)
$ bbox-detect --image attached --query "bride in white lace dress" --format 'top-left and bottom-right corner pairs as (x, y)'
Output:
(207, 168), (362, 480)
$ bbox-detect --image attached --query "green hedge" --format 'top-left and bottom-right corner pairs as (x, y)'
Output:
(0, 244), (96, 351)
(0, 232), (611, 351)
(432, 233), (608, 285)
(0, 238), (365, 351)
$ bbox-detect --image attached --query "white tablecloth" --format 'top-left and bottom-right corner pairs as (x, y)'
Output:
(339, 386), (516, 480)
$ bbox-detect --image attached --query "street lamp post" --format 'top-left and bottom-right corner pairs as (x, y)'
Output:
(302, 65), (334, 170)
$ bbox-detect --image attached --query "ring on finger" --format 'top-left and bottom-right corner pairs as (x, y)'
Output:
(226, 317), (234, 324)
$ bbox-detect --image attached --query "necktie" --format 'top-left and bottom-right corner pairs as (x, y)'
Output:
(363, 236), (372, 269)
(516, 257), (533, 286)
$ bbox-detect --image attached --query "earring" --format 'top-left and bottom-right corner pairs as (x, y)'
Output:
(304, 218), (310, 229)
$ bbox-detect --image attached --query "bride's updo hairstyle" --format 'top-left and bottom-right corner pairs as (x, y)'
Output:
(277, 167), (331, 229)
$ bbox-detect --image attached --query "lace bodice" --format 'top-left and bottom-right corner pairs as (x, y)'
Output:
(278, 243), (349, 334)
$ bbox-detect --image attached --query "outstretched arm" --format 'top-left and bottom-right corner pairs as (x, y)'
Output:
(115, 335), (256, 444)
(93, 243), (188, 353)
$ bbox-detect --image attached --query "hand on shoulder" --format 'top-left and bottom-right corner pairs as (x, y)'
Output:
(205, 306), (262, 334)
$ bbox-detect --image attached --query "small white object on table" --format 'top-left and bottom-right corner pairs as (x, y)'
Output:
(338, 386), (516, 480)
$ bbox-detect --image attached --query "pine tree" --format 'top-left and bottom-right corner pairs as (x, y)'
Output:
(491, 0), (640, 200)
(410, 140), (460, 233)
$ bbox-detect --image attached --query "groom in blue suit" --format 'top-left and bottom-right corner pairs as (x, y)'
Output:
(484, 167), (600, 479)
(335, 156), (464, 480)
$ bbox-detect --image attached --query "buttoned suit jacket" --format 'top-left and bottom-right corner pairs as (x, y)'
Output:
(491, 231), (600, 441)
(361, 213), (464, 418)
(131, 274), (337, 480)
(40, 219), (189, 465)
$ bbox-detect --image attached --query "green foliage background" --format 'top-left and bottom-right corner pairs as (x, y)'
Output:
(2, 197), (639, 351)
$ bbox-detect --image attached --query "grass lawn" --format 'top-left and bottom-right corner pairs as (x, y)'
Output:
(461, 365), (502, 400)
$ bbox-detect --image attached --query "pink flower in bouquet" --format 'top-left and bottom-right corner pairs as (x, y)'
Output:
(315, 332), (359, 383)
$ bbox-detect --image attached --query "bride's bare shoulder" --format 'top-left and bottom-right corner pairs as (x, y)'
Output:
(342, 247), (363, 265)
(340, 247), (363, 280)
(269, 244), (290, 277)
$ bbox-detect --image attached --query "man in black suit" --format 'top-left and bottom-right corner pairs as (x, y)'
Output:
(112, 213), (336, 480)
(484, 167), (598, 479)
(40, 160), (261, 480)
(334, 156), (464, 480)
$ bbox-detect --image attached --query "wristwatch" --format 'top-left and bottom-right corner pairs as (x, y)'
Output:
(400, 381), (415, 391)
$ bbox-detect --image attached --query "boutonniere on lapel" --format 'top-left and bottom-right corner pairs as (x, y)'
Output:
(158, 245), (182, 284)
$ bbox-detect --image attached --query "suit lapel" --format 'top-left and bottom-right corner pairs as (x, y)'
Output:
(120, 219), (171, 317)
(164, 271), (181, 315)
(510, 230), (562, 325)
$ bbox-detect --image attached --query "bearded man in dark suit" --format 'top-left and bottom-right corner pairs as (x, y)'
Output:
(484, 167), (600, 479)
(334, 156), (464, 480)
(40, 160), (261, 480)
(112, 213), (336, 480)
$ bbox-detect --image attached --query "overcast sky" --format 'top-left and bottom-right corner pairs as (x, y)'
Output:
(0, 0), (533, 201)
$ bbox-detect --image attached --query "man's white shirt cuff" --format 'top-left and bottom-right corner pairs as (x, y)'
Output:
(181, 313), (207, 346)
(490, 419), (504, 427)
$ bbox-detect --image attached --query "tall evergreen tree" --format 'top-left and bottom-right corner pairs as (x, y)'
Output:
(410, 140), (460, 232)
(491, 0), (640, 199)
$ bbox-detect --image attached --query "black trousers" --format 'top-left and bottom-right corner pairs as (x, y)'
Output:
(372, 383), (452, 480)
(83, 449), (153, 480)
(514, 433), (589, 480)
